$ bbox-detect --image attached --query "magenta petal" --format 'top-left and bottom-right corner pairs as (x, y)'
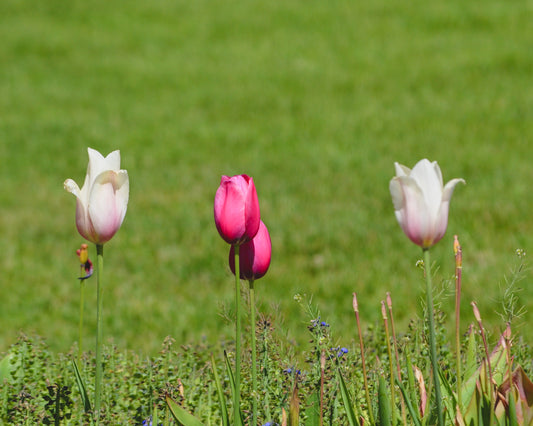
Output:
(229, 221), (271, 280)
(214, 174), (261, 245)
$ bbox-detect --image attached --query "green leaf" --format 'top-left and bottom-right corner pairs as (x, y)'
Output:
(438, 367), (458, 423)
(303, 391), (320, 426)
(336, 369), (358, 426)
(378, 375), (392, 426)
(405, 352), (417, 415)
(507, 388), (519, 426)
(0, 353), (13, 383)
(395, 376), (422, 426)
(211, 353), (229, 426)
(166, 395), (205, 426)
(289, 382), (300, 426)
(223, 351), (244, 425)
(153, 405), (159, 426)
(71, 359), (92, 413)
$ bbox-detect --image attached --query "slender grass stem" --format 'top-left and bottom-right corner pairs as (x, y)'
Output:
(387, 293), (406, 424)
(95, 243), (104, 424)
(78, 266), (85, 365)
(248, 279), (258, 426)
(423, 248), (444, 426)
(472, 302), (493, 425)
(454, 236), (463, 410)
(353, 293), (374, 424)
(319, 350), (326, 426)
(233, 245), (242, 426)
(381, 301), (396, 419)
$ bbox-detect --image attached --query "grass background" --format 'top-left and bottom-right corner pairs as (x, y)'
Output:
(0, 0), (531, 355)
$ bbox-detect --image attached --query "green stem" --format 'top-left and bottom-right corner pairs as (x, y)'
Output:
(455, 262), (462, 410)
(95, 243), (104, 424)
(382, 302), (396, 420)
(423, 248), (444, 426)
(233, 245), (242, 426)
(78, 266), (85, 365)
(249, 279), (258, 426)
(354, 295), (374, 424)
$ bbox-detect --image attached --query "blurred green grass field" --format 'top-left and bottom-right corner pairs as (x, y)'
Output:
(0, 0), (532, 354)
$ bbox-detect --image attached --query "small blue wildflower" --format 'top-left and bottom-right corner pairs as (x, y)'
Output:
(320, 321), (330, 327)
(262, 423), (272, 426)
(337, 347), (349, 357)
(141, 417), (152, 426)
(284, 367), (301, 375)
(310, 317), (321, 328)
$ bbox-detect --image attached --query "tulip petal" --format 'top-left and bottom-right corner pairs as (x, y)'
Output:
(244, 177), (260, 241)
(394, 162), (411, 177)
(410, 159), (443, 221)
(390, 159), (465, 249)
(442, 178), (466, 203)
(88, 170), (129, 244)
(215, 180), (246, 244)
(64, 179), (81, 198)
(394, 175), (431, 247)
(229, 221), (271, 280)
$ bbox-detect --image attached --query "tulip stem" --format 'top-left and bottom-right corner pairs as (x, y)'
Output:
(423, 248), (444, 426)
(95, 243), (104, 424)
(78, 265), (85, 365)
(249, 279), (258, 426)
(233, 245), (242, 426)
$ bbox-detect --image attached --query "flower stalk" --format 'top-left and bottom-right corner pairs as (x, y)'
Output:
(423, 248), (444, 426)
(454, 235), (463, 410)
(248, 279), (258, 426)
(78, 270), (85, 365)
(233, 245), (242, 426)
(94, 243), (104, 424)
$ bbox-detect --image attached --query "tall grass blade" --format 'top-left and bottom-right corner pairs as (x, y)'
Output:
(71, 359), (91, 413)
(303, 392), (319, 426)
(289, 382), (300, 426)
(210, 353), (229, 426)
(166, 395), (205, 426)
(223, 350), (244, 425)
(395, 376), (422, 426)
(378, 375), (392, 426)
(336, 369), (358, 426)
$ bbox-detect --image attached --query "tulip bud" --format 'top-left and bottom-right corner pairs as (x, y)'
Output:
(64, 148), (129, 245)
(214, 174), (260, 245)
(229, 221), (271, 280)
(389, 159), (465, 249)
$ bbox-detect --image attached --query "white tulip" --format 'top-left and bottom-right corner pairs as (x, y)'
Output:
(65, 148), (129, 244)
(390, 159), (464, 249)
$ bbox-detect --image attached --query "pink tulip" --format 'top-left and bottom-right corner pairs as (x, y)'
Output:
(389, 159), (464, 249)
(229, 221), (271, 280)
(64, 148), (129, 244)
(214, 174), (260, 245)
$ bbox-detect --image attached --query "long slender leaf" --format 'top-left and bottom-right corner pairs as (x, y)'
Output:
(289, 382), (300, 426)
(336, 369), (358, 426)
(71, 359), (91, 413)
(166, 395), (205, 426)
(223, 351), (244, 425)
(395, 376), (422, 426)
(303, 391), (320, 426)
(508, 388), (519, 426)
(211, 353), (229, 426)
(378, 375), (392, 426)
